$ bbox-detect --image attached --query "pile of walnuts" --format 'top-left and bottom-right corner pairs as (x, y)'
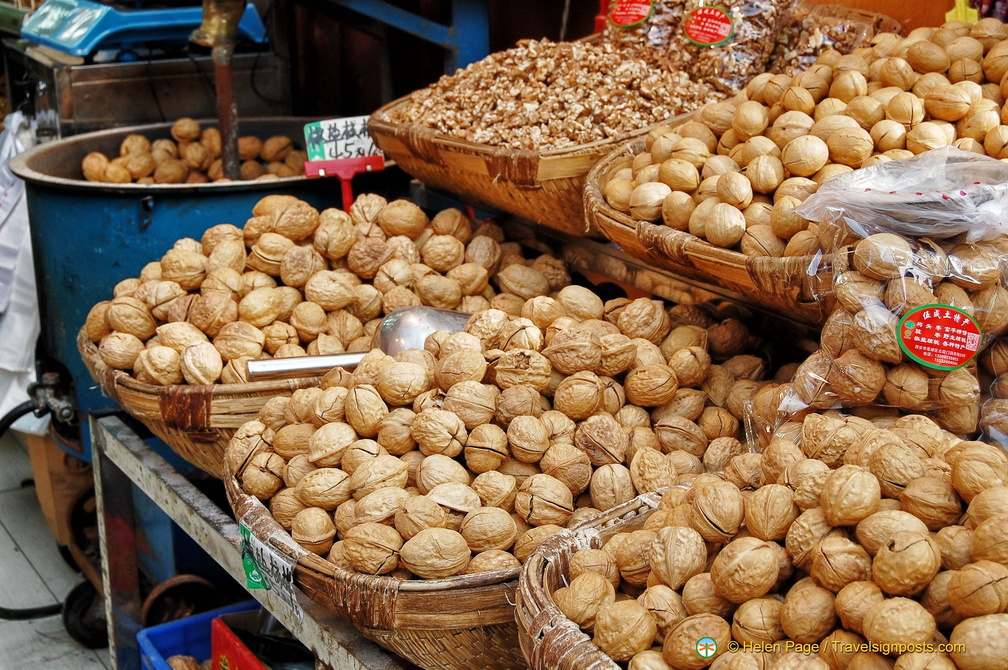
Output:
(606, 18), (1008, 255)
(84, 193), (566, 385)
(225, 285), (798, 580)
(80, 117), (307, 185)
(554, 409), (1008, 670)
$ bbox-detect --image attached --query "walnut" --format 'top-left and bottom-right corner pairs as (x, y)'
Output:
(239, 451), (285, 500)
(643, 525), (703, 593)
(661, 613), (730, 669)
(590, 464), (635, 512)
(554, 570), (616, 631)
(901, 476), (964, 531)
(291, 507), (337, 555)
(948, 612), (1008, 670)
(542, 326), (602, 376)
(539, 443), (591, 497)
(629, 447), (676, 495)
(134, 346), (183, 386)
(465, 549), (519, 574)
(872, 530), (941, 596)
(507, 415), (550, 464)
(575, 412), (628, 466)
(834, 582), (886, 638)
(971, 513), (1008, 566)
(827, 349), (886, 405)
(470, 470), (517, 511)
(688, 480), (744, 543)
(399, 527), (470, 578)
(411, 408), (466, 457)
(820, 464), (881, 526)
(212, 321), (265, 361)
(947, 560), (1008, 617)
(494, 385), (546, 427)
(457, 506), (517, 553)
(780, 581), (837, 644)
(951, 441), (1008, 503)
(745, 483), (799, 542)
(861, 599), (937, 658)
(493, 348), (552, 391)
(180, 341), (223, 385)
(342, 522), (402, 575)
(593, 600), (657, 663)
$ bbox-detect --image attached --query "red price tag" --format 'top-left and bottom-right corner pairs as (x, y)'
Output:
(609, 0), (654, 27)
(683, 6), (734, 46)
(898, 304), (983, 370)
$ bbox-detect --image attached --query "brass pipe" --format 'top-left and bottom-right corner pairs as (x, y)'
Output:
(192, 0), (246, 180)
(213, 46), (240, 180)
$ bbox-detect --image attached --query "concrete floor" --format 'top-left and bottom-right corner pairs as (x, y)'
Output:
(0, 430), (110, 668)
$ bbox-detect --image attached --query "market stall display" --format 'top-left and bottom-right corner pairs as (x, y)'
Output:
(55, 3), (1008, 669)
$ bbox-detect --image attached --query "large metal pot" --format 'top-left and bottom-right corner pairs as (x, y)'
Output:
(9, 117), (391, 455)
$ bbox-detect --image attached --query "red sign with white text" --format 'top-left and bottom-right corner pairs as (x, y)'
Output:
(609, 0), (654, 27)
(683, 6), (734, 46)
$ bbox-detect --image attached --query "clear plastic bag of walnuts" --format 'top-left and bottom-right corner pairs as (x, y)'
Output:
(604, 0), (797, 93)
(754, 148), (1008, 437)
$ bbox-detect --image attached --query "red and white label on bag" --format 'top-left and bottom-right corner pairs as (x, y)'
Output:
(609, 0), (654, 27)
(898, 304), (983, 370)
(683, 5), (734, 46)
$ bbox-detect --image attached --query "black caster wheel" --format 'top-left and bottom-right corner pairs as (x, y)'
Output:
(62, 581), (107, 649)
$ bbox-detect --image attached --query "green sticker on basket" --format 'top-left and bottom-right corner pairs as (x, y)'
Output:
(239, 521), (303, 623)
(240, 523), (269, 590)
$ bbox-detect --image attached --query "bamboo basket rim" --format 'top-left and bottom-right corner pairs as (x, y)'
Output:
(78, 328), (324, 406)
(223, 469), (520, 593)
(516, 492), (665, 670)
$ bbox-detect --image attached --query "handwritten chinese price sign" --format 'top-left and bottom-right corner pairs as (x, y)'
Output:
(683, 6), (734, 47)
(898, 304), (983, 371)
(304, 116), (381, 162)
(609, 0), (654, 27)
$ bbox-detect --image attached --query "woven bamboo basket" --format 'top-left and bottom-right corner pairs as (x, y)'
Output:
(515, 493), (663, 670)
(77, 329), (321, 477)
(223, 465), (524, 670)
(585, 138), (835, 326)
(367, 97), (690, 237)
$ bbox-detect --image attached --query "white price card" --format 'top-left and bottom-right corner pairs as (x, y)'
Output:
(304, 116), (381, 162)
(240, 521), (304, 625)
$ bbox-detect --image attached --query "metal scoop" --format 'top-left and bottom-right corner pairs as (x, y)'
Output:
(245, 306), (470, 381)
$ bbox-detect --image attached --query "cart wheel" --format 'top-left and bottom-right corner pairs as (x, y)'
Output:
(62, 581), (107, 649)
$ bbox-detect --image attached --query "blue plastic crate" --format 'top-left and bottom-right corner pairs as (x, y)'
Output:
(137, 601), (261, 670)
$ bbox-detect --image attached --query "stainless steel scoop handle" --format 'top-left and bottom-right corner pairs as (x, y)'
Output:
(246, 352), (366, 381)
(244, 306), (471, 382)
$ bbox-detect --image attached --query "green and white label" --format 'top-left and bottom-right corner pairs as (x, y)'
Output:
(239, 521), (303, 623)
(304, 116), (381, 162)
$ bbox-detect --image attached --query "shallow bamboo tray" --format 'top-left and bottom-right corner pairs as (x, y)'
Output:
(78, 329), (321, 477)
(368, 96), (689, 237)
(585, 138), (834, 326)
(223, 466), (524, 670)
(515, 493), (662, 670)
